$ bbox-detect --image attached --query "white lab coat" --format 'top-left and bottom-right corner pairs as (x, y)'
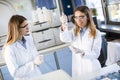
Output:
(60, 27), (102, 80)
(4, 35), (41, 80)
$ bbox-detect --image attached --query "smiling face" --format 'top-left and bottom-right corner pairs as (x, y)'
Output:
(19, 20), (29, 36)
(74, 11), (87, 28)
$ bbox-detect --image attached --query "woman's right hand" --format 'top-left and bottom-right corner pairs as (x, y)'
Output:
(33, 55), (43, 65)
(60, 25), (65, 31)
(60, 12), (68, 31)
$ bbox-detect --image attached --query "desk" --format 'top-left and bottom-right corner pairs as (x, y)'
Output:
(38, 43), (70, 54)
(99, 24), (120, 34)
(77, 63), (120, 80)
(30, 64), (119, 80)
(38, 43), (70, 69)
(30, 70), (72, 80)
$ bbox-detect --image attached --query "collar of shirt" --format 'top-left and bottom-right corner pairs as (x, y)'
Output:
(17, 37), (26, 48)
(80, 27), (87, 34)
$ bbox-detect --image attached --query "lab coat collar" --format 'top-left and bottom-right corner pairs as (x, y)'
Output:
(80, 26), (88, 33)
(17, 37), (26, 49)
(16, 37), (27, 50)
(79, 27), (90, 41)
(17, 37), (26, 44)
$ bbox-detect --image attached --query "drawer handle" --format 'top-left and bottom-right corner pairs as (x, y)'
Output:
(38, 39), (51, 43)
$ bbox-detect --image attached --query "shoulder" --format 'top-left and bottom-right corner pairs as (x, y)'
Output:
(96, 29), (101, 35)
(5, 41), (17, 49)
(95, 29), (102, 39)
(5, 43), (16, 50)
(4, 41), (19, 53)
(4, 44), (15, 56)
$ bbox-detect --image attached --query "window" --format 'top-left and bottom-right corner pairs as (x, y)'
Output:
(105, 0), (120, 25)
(85, 0), (105, 24)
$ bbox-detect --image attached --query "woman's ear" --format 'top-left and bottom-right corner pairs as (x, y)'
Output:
(19, 29), (22, 34)
(87, 17), (90, 22)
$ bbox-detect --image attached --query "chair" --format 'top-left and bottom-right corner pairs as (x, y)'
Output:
(93, 16), (99, 29)
(98, 35), (107, 67)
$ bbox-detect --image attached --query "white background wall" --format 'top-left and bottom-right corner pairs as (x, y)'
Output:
(0, 0), (61, 36)
(0, 0), (34, 37)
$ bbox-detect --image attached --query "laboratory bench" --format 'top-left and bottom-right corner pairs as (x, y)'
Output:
(99, 24), (120, 41)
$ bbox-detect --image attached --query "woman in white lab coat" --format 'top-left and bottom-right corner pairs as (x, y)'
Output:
(60, 6), (102, 80)
(3, 15), (43, 80)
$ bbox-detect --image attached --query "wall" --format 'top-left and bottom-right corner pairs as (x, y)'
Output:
(0, 0), (34, 37)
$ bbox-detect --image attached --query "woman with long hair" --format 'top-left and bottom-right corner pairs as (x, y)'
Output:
(60, 6), (102, 80)
(3, 15), (43, 80)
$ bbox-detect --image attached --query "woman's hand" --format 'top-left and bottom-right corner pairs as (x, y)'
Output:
(69, 46), (85, 56)
(60, 25), (65, 31)
(60, 12), (68, 31)
(60, 12), (67, 24)
(33, 55), (43, 65)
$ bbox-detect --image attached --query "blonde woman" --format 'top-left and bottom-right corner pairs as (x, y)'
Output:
(60, 6), (102, 80)
(3, 15), (43, 80)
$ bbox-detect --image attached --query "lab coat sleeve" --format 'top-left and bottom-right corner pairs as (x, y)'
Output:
(83, 30), (102, 59)
(4, 46), (36, 78)
(60, 28), (73, 42)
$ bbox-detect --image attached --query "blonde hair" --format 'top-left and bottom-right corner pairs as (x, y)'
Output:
(71, 6), (96, 38)
(2, 15), (26, 53)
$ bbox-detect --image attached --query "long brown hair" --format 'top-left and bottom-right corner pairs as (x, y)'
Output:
(71, 6), (96, 38)
(5, 15), (27, 46)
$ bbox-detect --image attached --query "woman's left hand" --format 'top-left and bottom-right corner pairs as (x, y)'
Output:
(69, 46), (85, 56)
(33, 55), (43, 65)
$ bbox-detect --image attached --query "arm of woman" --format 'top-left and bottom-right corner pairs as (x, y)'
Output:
(60, 26), (74, 43)
(4, 46), (40, 78)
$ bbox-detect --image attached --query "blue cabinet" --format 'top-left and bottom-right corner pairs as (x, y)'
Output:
(74, 0), (82, 8)
(35, 0), (56, 9)
(61, 0), (73, 15)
